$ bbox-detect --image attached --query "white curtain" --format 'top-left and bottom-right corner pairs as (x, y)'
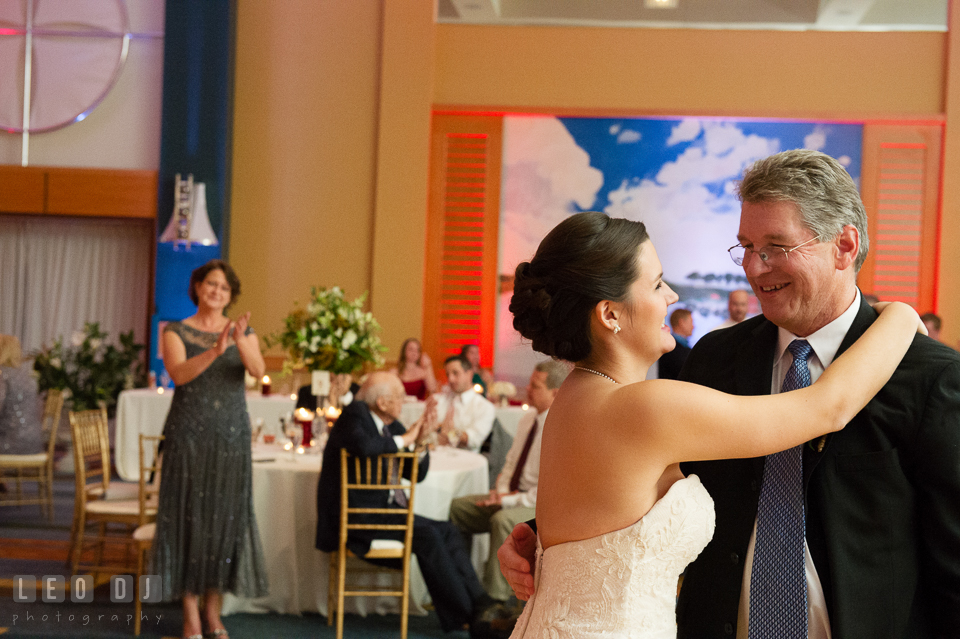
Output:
(0, 215), (152, 356)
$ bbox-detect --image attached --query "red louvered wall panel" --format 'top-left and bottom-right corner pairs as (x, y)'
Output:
(860, 124), (941, 313)
(424, 115), (502, 379)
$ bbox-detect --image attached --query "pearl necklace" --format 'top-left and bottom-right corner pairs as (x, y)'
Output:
(574, 366), (619, 384)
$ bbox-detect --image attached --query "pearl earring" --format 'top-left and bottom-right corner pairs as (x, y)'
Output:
(613, 325), (622, 334)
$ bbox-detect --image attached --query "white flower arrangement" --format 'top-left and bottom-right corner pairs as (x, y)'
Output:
(270, 287), (386, 375)
(489, 380), (517, 400)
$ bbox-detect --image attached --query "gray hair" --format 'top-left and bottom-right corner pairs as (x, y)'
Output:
(534, 359), (571, 390)
(738, 149), (869, 271)
(356, 373), (399, 406)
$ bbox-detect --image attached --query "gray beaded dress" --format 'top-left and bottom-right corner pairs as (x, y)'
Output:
(0, 366), (43, 455)
(152, 322), (268, 601)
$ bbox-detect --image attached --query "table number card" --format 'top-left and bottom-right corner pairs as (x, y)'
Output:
(312, 370), (331, 397)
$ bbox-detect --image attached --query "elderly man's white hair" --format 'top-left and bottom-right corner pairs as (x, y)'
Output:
(356, 371), (401, 406)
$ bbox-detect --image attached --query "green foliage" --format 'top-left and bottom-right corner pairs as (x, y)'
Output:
(268, 287), (386, 375)
(32, 322), (146, 411)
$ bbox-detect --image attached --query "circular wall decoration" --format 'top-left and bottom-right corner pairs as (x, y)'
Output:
(0, 0), (129, 133)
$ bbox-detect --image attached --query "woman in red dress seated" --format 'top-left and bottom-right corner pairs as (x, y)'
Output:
(390, 338), (437, 400)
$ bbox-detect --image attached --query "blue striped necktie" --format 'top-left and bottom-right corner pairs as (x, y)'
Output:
(749, 339), (813, 639)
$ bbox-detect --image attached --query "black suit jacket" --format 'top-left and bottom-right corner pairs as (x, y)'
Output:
(677, 296), (960, 639)
(315, 400), (429, 553)
(658, 339), (692, 380)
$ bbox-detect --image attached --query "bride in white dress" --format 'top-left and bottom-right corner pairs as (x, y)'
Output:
(504, 212), (922, 638)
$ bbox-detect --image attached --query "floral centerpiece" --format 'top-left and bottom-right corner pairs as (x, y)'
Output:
(270, 286), (387, 376)
(489, 380), (517, 406)
(32, 322), (146, 411)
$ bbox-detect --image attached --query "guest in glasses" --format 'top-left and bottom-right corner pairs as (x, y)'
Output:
(389, 337), (437, 400)
(152, 260), (267, 639)
(499, 151), (960, 639)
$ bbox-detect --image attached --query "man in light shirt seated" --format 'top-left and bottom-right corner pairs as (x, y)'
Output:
(433, 355), (496, 452)
(449, 360), (568, 601)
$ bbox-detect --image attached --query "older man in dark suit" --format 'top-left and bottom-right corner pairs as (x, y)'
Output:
(498, 149), (960, 639)
(316, 371), (494, 632)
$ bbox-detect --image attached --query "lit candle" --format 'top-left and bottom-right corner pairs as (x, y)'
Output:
(157, 387), (165, 395)
(473, 384), (484, 394)
(290, 393), (297, 400)
(261, 375), (271, 395)
(283, 442), (293, 451)
(521, 403), (529, 410)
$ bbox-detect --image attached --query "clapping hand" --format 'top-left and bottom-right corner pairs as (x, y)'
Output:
(234, 311), (251, 338)
(214, 321), (235, 356)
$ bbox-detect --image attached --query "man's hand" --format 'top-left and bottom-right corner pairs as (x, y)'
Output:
(476, 489), (504, 508)
(498, 522), (537, 601)
(401, 419), (422, 448)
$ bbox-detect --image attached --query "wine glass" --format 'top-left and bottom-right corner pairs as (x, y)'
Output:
(286, 422), (303, 460)
(251, 417), (264, 444)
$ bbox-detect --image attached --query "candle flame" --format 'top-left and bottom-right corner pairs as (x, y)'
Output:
(473, 384), (484, 394)
(262, 375), (271, 384)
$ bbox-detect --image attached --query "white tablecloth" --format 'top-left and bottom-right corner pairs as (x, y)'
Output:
(114, 388), (296, 481)
(221, 444), (489, 617)
(401, 401), (531, 439)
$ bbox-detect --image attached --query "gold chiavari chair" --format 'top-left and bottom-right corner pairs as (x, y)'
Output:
(0, 389), (64, 520)
(133, 433), (163, 636)
(69, 408), (152, 581)
(328, 449), (419, 639)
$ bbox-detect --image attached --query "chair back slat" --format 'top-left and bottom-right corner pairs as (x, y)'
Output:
(42, 389), (65, 460)
(69, 408), (110, 496)
(138, 434), (164, 526)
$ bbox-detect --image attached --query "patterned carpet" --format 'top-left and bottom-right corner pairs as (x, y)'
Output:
(0, 477), (463, 638)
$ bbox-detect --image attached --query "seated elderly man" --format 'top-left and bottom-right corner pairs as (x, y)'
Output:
(449, 360), (568, 601)
(434, 355), (496, 452)
(315, 371), (496, 632)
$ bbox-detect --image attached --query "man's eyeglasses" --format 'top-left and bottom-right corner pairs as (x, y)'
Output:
(727, 236), (821, 267)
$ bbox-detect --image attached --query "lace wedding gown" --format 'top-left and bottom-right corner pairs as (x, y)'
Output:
(510, 475), (715, 638)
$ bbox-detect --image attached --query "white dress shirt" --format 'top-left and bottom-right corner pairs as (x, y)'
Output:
(432, 389), (496, 453)
(495, 409), (547, 509)
(736, 290), (860, 639)
(370, 411), (407, 451)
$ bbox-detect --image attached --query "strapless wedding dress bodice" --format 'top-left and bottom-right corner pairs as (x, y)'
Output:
(510, 475), (715, 639)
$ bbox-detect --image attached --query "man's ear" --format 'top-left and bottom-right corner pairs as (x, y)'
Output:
(834, 225), (859, 270)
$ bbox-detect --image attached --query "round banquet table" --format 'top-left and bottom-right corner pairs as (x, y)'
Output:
(114, 388), (296, 481)
(220, 444), (489, 617)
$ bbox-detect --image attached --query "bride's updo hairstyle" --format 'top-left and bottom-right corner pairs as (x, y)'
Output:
(510, 212), (649, 362)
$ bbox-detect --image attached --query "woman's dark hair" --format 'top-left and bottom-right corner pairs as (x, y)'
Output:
(188, 259), (241, 308)
(510, 212), (649, 362)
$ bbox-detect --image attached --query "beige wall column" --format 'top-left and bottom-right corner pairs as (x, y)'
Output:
(940, 3), (960, 346)
(369, 0), (436, 356)
(231, 0), (383, 343)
